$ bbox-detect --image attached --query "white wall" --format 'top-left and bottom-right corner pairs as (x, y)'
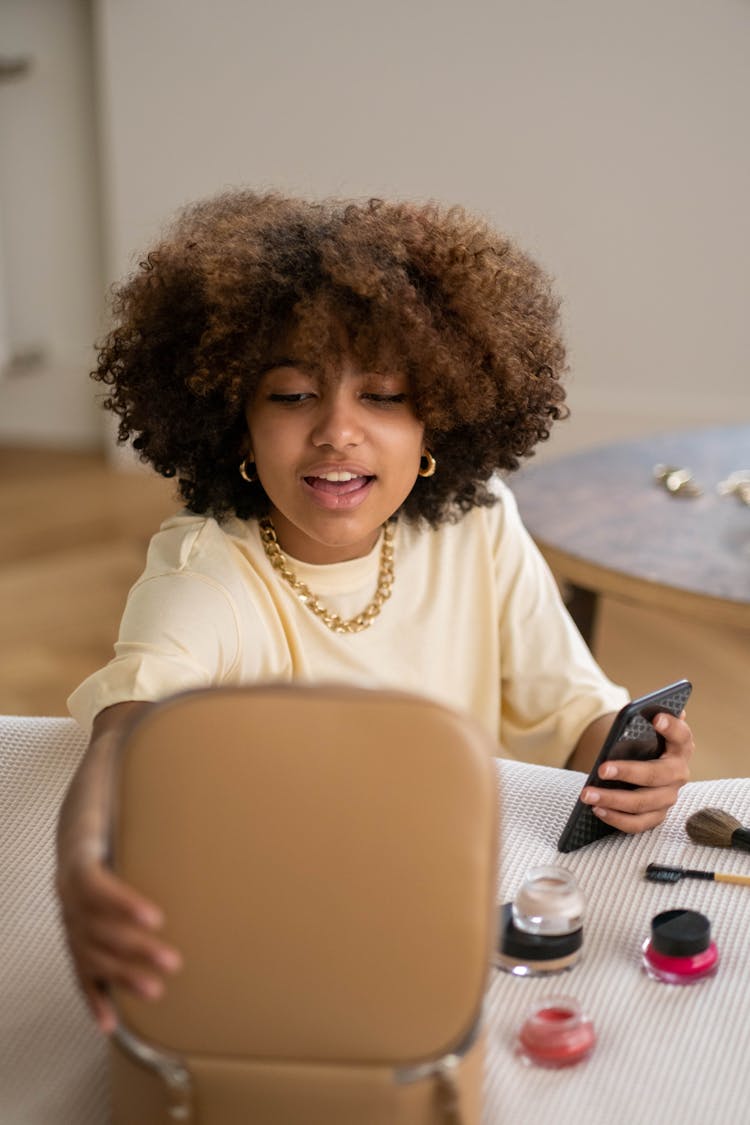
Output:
(0, 0), (103, 447)
(3, 0), (749, 453)
(92, 0), (750, 459)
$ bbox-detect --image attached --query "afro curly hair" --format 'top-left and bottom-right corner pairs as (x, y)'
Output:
(94, 190), (568, 525)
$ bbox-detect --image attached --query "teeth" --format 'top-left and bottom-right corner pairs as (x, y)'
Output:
(316, 471), (361, 482)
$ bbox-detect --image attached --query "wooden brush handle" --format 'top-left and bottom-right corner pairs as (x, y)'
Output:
(715, 871), (750, 887)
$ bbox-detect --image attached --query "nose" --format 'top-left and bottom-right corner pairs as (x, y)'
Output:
(310, 389), (364, 450)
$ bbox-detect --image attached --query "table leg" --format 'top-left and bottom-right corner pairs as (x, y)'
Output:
(565, 585), (599, 650)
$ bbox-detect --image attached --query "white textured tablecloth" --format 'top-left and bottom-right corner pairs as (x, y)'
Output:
(485, 759), (750, 1124)
(0, 717), (108, 1125)
(2, 715), (749, 1125)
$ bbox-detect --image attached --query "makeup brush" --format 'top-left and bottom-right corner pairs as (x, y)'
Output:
(685, 807), (750, 853)
(646, 862), (750, 887)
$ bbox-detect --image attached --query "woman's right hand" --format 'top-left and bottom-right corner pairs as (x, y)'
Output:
(57, 853), (183, 1034)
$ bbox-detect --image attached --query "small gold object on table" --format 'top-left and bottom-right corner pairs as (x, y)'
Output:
(717, 470), (750, 506)
(653, 464), (703, 498)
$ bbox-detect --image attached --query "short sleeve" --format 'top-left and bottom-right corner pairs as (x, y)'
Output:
(67, 571), (241, 733)
(495, 485), (629, 767)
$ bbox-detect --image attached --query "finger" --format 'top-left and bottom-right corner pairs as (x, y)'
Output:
(68, 924), (181, 996)
(84, 982), (118, 1035)
(654, 711), (695, 754)
(590, 805), (668, 834)
(597, 754), (688, 788)
(582, 783), (678, 817)
(79, 948), (168, 1001)
(85, 917), (182, 974)
(601, 755), (689, 788)
(77, 865), (165, 929)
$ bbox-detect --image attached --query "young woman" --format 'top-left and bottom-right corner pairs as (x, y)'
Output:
(57, 191), (694, 1031)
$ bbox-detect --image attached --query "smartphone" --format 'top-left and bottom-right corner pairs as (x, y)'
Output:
(557, 679), (692, 853)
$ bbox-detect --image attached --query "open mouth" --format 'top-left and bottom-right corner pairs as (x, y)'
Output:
(304, 473), (374, 496)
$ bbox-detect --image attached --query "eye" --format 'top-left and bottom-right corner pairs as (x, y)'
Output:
(268, 393), (316, 404)
(362, 393), (408, 406)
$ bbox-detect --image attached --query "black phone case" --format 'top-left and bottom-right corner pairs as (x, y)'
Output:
(557, 679), (692, 853)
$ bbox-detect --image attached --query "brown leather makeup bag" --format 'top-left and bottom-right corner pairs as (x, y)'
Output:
(107, 684), (499, 1124)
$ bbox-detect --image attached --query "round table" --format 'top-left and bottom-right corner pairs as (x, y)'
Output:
(509, 424), (750, 645)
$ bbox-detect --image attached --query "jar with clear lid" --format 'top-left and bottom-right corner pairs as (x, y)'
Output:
(496, 865), (585, 976)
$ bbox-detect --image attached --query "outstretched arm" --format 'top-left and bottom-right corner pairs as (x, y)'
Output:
(566, 710), (694, 833)
(56, 702), (183, 1033)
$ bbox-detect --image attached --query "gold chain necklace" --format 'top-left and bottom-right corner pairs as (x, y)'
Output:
(258, 516), (395, 634)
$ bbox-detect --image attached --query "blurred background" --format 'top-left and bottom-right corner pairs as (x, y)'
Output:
(1, 0), (748, 774)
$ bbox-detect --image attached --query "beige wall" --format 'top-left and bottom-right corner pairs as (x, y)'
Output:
(1, 0), (748, 452)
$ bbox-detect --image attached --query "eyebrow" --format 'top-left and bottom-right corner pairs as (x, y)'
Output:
(260, 357), (307, 373)
(259, 360), (407, 385)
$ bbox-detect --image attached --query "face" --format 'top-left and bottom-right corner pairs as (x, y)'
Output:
(245, 356), (425, 563)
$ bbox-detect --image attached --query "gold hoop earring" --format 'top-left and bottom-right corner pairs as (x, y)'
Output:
(239, 457), (257, 483)
(418, 450), (436, 478)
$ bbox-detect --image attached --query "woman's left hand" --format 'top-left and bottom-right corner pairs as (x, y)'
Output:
(579, 710), (694, 833)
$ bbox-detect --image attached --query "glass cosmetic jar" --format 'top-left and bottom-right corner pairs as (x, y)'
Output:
(516, 996), (596, 1068)
(642, 908), (718, 985)
(496, 866), (585, 976)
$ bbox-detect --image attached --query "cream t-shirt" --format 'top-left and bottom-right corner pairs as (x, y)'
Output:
(68, 481), (628, 765)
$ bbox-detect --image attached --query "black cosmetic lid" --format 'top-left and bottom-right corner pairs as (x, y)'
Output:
(498, 902), (583, 962)
(651, 909), (711, 957)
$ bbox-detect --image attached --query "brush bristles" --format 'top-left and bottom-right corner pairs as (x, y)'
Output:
(686, 807), (742, 847)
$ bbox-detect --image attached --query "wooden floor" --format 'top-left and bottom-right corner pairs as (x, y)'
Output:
(1, 447), (747, 779)
(0, 447), (177, 718)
